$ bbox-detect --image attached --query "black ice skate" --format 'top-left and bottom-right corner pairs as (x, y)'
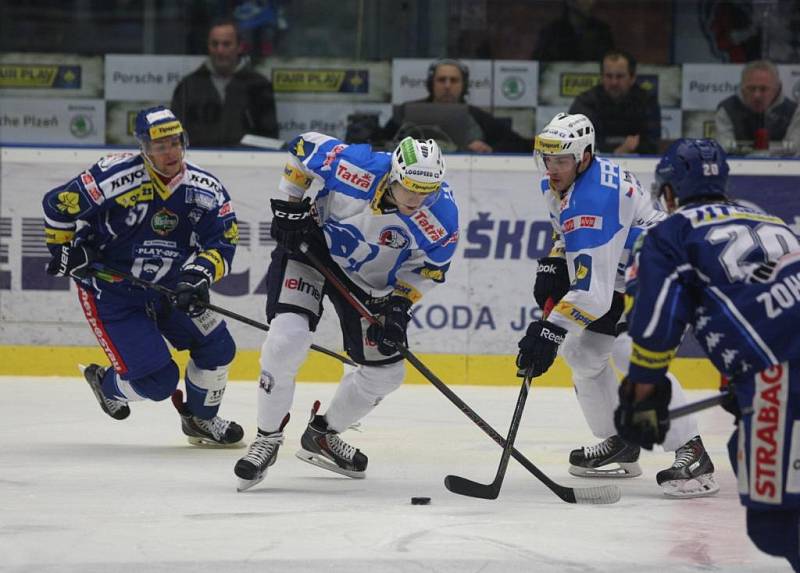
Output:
(569, 435), (642, 478)
(234, 414), (290, 492)
(657, 436), (719, 498)
(295, 400), (368, 479)
(79, 363), (130, 420)
(171, 390), (244, 448)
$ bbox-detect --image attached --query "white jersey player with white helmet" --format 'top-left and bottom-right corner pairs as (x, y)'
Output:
(515, 112), (718, 497)
(234, 133), (459, 491)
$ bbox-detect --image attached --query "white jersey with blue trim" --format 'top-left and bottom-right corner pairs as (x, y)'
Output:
(540, 157), (665, 332)
(278, 132), (459, 302)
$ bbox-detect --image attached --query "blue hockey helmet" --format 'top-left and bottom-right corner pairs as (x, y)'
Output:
(134, 105), (187, 146)
(654, 138), (729, 204)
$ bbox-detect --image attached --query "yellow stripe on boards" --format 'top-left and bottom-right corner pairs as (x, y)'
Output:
(0, 345), (722, 389)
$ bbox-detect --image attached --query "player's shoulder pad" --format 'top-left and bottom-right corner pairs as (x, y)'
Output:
(569, 159), (619, 216)
(408, 186), (459, 247)
(286, 132), (339, 163)
(538, 175), (550, 195)
(90, 153), (147, 199)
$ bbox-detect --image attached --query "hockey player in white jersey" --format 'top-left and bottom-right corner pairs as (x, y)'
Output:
(234, 134), (459, 491)
(515, 113), (718, 497)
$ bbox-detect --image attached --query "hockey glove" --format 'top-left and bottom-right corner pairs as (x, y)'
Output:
(366, 297), (412, 356)
(533, 257), (569, 309)
(173, 265), (212, 318)
(515, 319), (566, 378)
(46, 244), (97, 279)
(614, 377), (672, 450)
(270, 197), (314, 252)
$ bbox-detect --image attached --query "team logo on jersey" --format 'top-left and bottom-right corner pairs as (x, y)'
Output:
(563, 214), (603, 234)
(411, 209), (446, 243)
(150, 207), (179, 236)
(378, 226), (410, 249)
(321, 143), (347, 171)
(572, 253), (592, 291)
(335, 160), (374, 191)
(80, 171), (103, 205)
(750, 363), (788, 505)
(292, 137), (316, 159)
(56, 190), (82, 215)
(218, 201), (233, 217)
(185, 186), (217, 210)
(224, 221), (240, 244)
(187, 208), (203, 225)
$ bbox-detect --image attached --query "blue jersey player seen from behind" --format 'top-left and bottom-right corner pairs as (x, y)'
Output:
(42, 106), (243, 447)
(615, 138), (800, 571)
(515, 113), (718, 497)
(234, 134), (459, 491)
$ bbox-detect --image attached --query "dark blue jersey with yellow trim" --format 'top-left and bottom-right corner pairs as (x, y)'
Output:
(626, 201), (800, 382)
(42, 152), (238, 296)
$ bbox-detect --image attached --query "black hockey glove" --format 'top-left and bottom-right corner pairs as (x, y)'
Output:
(719, 378), (742, 421)
(270, 197), (314, 252)
(614, 377), (672, 450)
(366, 297), (412, 356)
(515, 319), (566, 378)
(173, 265), (212, 318)
(533, 257), (569, 309)
(46, 244), (97, 279)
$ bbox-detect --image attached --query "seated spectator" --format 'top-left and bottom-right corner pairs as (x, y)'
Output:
(533, 0), (615, 62)
(380, 59), (531, 154)
(171, 17), (278, 147)
(568, 50), (661, 155)
(715, 60), (800, 156)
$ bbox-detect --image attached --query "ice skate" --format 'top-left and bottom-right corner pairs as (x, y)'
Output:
(295, 400), (368, 479)
(234, 414), (289, 492)
(569, 435), (642, 477)
(79, 363), (130, 421)
(171, 390), (244, 448)
(657, 436), (719, 498)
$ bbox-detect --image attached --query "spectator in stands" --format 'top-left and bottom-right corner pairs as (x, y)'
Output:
(715, 60), (800, 156)
(379, 59), (531, 154)
(568, 50), (661, 155)
(171, 17), (278, 147)
(533, 0), (615, 62)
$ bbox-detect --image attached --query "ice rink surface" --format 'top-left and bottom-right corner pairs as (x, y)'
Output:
(0, 376), (790, 572)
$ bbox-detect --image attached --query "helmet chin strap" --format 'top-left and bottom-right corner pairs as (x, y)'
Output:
(140, 143), (185, 178)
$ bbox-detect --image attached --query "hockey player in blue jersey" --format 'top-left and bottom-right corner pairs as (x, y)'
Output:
(515, 113), (718, 496)
(615, 138), (800, 570)
(42, 105), (244, 447)
(234, 134), (459, 491)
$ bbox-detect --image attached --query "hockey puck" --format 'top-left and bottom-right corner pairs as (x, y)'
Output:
(410, 497), (431, 505)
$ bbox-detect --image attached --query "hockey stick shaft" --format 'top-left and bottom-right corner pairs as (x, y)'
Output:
(445, 299), (553, 499)
(669, 391), (729, 420)
(89, 263), (357, 367)
(298, 243), (619, 504)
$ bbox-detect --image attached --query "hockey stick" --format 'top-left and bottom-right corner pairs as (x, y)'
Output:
(89, 263), (358, 367)
(444, 298), (554, 500)
(669, 390), (730, 420)
(298, 243), (621, 505)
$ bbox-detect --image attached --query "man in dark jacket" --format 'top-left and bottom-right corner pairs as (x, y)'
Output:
(171, 18), (278, 147)
(568, 50), (661, 155)
(380, 59), (531, 154)
(715, 60), (800, 156)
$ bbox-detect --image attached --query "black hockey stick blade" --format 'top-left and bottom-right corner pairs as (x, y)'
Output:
(444, 474), (501, 499)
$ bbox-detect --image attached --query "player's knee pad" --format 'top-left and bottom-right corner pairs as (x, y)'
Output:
(190, 326), (236, 370)
(610, 332), (632, 374)
(260, 313), (312, 372)
(747, 508), (800, 560)
(129, 360), (180, 401)
(562, 330), (614, 380)
(352, 360), (405, 401)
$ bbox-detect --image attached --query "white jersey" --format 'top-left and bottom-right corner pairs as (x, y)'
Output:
(278, 132), (459, 302)
(540, 157), (665, 333)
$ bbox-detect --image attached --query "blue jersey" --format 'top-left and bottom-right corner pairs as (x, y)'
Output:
(540, 157), (664, 332)
(626, 201), (800, 383)
(42, 152), (238, 297)
(279, 132), (459, 302)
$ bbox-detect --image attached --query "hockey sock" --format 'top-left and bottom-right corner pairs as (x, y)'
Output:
(325, 361), (405, 432)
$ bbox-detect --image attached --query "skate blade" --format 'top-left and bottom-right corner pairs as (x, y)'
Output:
(661, 474), (720, 498)
(186, 436), (246, 449)
(295, 449), (365, 479)
(569, 461), (642, 478)
(236, 475), (265, 492)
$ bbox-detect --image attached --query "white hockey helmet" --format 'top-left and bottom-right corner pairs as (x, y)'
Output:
(534, 112), (595, 170)
(389, 137), (446, 194)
